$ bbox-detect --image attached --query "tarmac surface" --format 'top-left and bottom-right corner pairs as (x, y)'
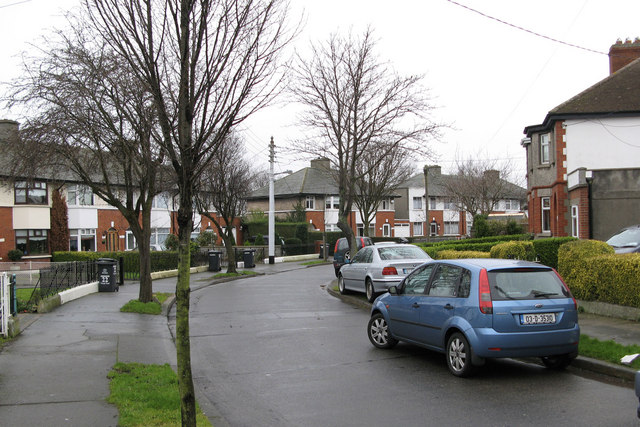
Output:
(1, 259), (639, 426)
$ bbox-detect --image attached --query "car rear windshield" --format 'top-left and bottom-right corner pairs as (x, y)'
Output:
(487, 268), (570, 301)
(378, 246), (427, 260)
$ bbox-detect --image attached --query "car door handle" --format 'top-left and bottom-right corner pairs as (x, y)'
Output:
(412, 303), (420, 308)
(444, 304), (454, 310)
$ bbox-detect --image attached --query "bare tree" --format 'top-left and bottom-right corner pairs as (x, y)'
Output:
(291, 28), (440, 255)
(196, 135), (254, 274)
(442, 155), (524, 218)
(4, 21), (167, 303)
(353, 145), (414, 236)
(80, 0), (294, 422)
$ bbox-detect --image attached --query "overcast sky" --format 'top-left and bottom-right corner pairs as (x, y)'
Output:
(2, 0), (639, 182)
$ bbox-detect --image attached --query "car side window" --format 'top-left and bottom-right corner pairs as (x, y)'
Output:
(458, 269), (471, 298)
(427, 265), (464, 297)
(352, 247), (370, 264)
(403, 264), (434, 295)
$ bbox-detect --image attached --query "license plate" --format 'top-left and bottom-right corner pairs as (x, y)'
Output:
(520, 313), (556, 325)
(402, 268), (413, 274)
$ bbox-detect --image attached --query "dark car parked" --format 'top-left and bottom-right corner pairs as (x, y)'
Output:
(606, 224), (640, 254)
(333, 236), (373, 277)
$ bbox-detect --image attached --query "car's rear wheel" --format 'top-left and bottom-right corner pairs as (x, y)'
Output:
(367, 312), (398, 349)
(541, 354), (573, 369)
(338, 275), (349, 295)
(365, 279), (376, 303)
(446, 332), (475, 377)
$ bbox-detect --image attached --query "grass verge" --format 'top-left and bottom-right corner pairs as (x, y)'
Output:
(301, 260), (328, 266)
(120, 292), (172, 315)
(213, 270), (258, 278)
(107, 362), (212, 427)
(579, 334), (640, 369)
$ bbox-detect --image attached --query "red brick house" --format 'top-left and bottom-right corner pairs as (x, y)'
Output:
(522, 39), (640, 240)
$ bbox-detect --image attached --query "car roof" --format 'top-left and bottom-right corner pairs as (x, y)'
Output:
(429, 258), (551, 272)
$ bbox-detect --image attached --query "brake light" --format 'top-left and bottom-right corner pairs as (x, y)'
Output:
(382, 267), (398, 275)
(478, 268), (493, 314)
(334, 240), (339, 253)
(553, 268), (577, 310)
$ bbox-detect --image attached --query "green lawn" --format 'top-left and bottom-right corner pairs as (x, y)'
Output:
(108, 362), (212, 426)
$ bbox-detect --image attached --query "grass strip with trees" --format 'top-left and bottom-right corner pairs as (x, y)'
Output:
(107, 362), (212, 427)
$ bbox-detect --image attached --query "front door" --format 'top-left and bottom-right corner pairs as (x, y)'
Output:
(105, 228), (119, 252)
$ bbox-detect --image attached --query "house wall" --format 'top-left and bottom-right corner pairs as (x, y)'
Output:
(97, 209), (132, 251)
(0, 207), (14, 260)
(565, 117), (640, 172)
(590, 168), (640, 240)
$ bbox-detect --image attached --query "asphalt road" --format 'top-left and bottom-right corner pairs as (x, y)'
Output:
(180, 264), (638, 427)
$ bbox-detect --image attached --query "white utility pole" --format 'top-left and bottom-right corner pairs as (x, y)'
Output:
(268, 137), (275, 264)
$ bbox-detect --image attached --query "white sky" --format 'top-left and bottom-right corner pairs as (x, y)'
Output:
(2, 0), (639, 183)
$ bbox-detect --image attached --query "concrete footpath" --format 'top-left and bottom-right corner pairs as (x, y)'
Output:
(1, 259), (640, 426)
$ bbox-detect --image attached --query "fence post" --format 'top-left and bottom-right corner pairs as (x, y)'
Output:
(10, 274), (17, 316)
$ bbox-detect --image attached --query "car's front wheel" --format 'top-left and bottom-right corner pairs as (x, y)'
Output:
(446, 332), (475, 377)
(367, 312), (398, 349)
(338, 275), (349, 295)
(541, 354), (573, 369)
(365, 279), (376, 303)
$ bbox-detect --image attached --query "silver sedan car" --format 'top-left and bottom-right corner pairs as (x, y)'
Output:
(338, 243), (431, 302)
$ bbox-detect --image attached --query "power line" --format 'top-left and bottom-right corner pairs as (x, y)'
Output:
(0, 0), (31, 9)
(444, 0), (608, 55)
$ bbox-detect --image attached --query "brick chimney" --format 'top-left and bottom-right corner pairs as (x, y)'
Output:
(310, 157), (331, 171)
(0, 119), (19, 144)
(609, 38), (640, 74)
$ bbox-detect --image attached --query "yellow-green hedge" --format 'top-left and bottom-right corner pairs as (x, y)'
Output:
(489, 241), (535, 261)
(435, 250), (490, 260)
(558, 240), (640, 308)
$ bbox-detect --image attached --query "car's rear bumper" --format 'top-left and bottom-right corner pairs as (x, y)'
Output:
(469, 325), (580, 358)
(371, 277), (403, 293)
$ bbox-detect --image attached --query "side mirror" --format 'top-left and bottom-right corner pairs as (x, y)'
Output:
(389, 286), (398, 295)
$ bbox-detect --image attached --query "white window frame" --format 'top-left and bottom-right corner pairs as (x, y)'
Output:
(571, 205), (579, 238)
(381, 198), (391, 210)
(305, 196), (315, 210)
(444, 221), (459, 236)
(413, 222), (423, 236)
(325, 196), (339, 210)
(125, 230), (136, 250)
(429, 197), (436, 210)
(542, 197), (551, 232)
(382, 223), (391, 237)
(412, 197), (422, 210)
(67, 185), (94, 206)
(69, 228), (96, 252)
(540, 133), (550, 164)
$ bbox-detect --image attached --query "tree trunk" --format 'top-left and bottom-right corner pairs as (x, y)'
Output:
(223, 233), (237, 274)
(175, 208), (196, 425)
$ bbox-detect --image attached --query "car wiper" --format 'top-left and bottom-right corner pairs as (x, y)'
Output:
(493, 285), (515, 299)
(530, 290), (559, 298)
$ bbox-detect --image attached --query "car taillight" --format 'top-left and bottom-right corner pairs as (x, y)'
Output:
(334, 240), (339, 253)
(478, 268), (493, 314)
(382, 267), (398, 275)
(553, 268), (577, 310)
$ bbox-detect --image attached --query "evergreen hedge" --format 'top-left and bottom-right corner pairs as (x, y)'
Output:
(531, 237), (576, 269)
(435, 250), (490, 260)
(490, 241), (535, 261)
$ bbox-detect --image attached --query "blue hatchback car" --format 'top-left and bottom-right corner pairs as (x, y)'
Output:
(367, 258), (580, 377)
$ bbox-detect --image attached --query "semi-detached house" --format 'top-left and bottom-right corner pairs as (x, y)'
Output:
(522, 39), (640, 240)
(0, 120), (241, 261)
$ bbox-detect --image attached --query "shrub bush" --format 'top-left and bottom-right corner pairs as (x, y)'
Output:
(8, 249), (24, 261)
(254, 234), (265, 245)
(284, 237), (304, 255)
(532, 237), (576, 269)
(435, 250), (490, 260)
(490, 241), (535, 261)
(557, 239), (615, 301)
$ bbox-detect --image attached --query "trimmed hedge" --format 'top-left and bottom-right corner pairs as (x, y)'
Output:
(435, 250), (490, 260)
(419, 234), (530, 248)
(531, 237), (576, 269)
(490, 241), (535, 261)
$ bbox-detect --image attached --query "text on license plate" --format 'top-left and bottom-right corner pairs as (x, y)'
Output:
(520, 313), (556, 325)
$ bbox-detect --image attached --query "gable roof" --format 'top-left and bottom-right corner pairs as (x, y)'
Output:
(524, 57), (640, 135)
(401, 171), (526, 200)
(247, 165), (338, 200)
